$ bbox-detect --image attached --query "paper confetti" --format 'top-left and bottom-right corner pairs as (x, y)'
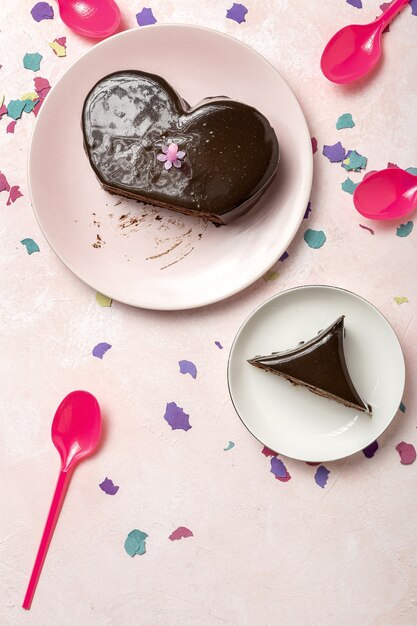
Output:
(311, 137), (318, 154)
(394, 296), (409, 304)
(336, 113), (355, 129)
(30, 2), (54, 21)
(49, 37), (67, 57)
(99, 477), (119, 495)
(164, 402), (191, 431)
(341, 177), (359, 194)
(136, 7), (157, 26)
(343, 150), (367, 171)
(406, 167), (417, 176)
(0, 104), (7, 120)
(280, 251), (289, 262)
(169, 527), (193, 541)
(396, 221), (414, 237)
(363, 440), (379, 458)
(34, 76), (51, 98)
(396, 442), (416, 465)
(263, 269), (279, 282)
(215, 341), (223, 349)
(20, 238), (40, 255)
(314, 465), (330, 488)
(226, 3), (248, 23)
(347, 0), (362, 8)
(224, 441), (235, 451)
(6, 186), (23, 206)
(304, 201), (312, 219)
(124, 529), (148, 557)
(23, 52), (43, 72)
(306, 461), (320, 466)
(178, 360), (197, 379)
(0, 172), (10, 193)
(92, 342), (112, 359)
(96, 292), (112, 307)
(270, 457), (291, 482)
(6, 121), (16, 134)
(262, 446), (277, 457)
(399, 401), (406, 413)
(359, 224), (374, 234)
(323, 142), (346, 163)
(304, 229), (326, 249)
(6, 100), (26, 121)
(410, 0), (417, 15)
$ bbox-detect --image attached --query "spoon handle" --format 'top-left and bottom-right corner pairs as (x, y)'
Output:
(378, 0), (409, 28)
(22, 468), (72, 610)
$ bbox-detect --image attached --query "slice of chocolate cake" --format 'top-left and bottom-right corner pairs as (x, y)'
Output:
(82, 70), (279, 224)
(248, 316), (371, 414)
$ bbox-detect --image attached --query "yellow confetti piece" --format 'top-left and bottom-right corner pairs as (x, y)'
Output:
(394, 296), (409, 305)
(263, 269), (279, 282)
(49, 41), (67, 57)
(0, 94), (4, 107)
(20, 92), (38, 101)
(96, 292), (112, 307)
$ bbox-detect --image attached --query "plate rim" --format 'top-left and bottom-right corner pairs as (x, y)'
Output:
(27, 24), (313, 310)
(227, 284), (406, 462)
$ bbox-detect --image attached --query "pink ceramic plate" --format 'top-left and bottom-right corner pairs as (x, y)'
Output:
(29, 25), (312, 310)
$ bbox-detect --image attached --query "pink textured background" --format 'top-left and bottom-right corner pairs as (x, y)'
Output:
(1, 1), (417, 624)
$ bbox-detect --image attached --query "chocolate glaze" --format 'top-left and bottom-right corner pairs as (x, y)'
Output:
(82, 71), (279, 224)
(248, 316), (371, 414)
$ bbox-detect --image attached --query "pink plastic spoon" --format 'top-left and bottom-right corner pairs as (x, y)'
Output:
(56, 0), (121, 39)
(321, 0), (409, 84)
(22, 391), (101, 610)
(353, 168), (417, 220)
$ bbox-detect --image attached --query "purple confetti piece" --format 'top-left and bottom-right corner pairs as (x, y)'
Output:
(279, 251), (289, 262)
(363, 440), (379, 458)
(226, 3), (248, 23)
(30, 1), (54, 21)
(304, 201), (312, 219)
(323, 142), (347, 163)
(7, 186), (23, 205)
(178, 360), (197, 379)
(311, 137), (318, 154)
(164, 401), (191, 431)
(169, 526), (193, 541)
(99, 477), (119, 495)
(136, 7), (157, 26)
(410, 0), (417, 16)
(359, 224), (375, 235)
(314, 465), (330, 488)
(380, 1), (393, 10)
(92, 342), (112, 359)
(396, 441), (416, 465)
(270, 457), (291, 482)
(215, 341), (223, 349)
(262, 446), (277, 457)
(347, 0), (362, 7)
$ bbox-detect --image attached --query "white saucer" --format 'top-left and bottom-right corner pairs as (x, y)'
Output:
(228, 286), (405, 462)
(28, 25), (312, 310)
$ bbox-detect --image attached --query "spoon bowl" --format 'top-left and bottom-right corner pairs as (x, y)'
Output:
(57, 0), (121, 39)
(353, 168), (417, 221)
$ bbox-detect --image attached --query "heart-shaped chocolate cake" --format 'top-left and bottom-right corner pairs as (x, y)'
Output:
(82, 71), (279, 224)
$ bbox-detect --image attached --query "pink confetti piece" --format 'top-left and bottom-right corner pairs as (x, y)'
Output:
(0, 172), (11, 193)
(261, 446), (277, 457)
(314, 465), (330, 488)
(270, 457), (291, 482)
(99, 477), (119, 495)
(396, 441), (416, 465)
(169, 526), (193, 541)
(306, 461), (320, 466)
(0, 104), (7, 120)
(6, 121), (16, 134)
(311, 137), (318, 154)
(7, 185), (23, 205)
(164, 402), (191, 431)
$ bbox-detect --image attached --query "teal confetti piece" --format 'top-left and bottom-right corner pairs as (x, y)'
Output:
(224, 441), (235, 451)
(124, 529), (148, 557)
(304, 229), (326, 249)
(343, 150), (367, 171)
(23, 52), (43, 72)
(341, 177), (359, 194)
(22, 99), (38, 113)
(336, 113), (355, 130)
(399, 401), (406, 413)
(7, 100), (26, 120)
(396, 221), (414, 237)
(406, 167), (417, 176)
(20, 238), (40, 254)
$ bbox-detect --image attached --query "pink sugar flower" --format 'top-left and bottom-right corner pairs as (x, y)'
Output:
(157, 143), (185, 170)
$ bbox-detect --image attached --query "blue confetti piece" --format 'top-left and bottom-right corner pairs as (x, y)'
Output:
(20, 238), (40, 255)
(399, 401), (406, 413)
(270, 457), (291, 482)
(92, 342), (112, 359)
(406, 167), (417, 176)
(336, 113), (355, 129)
(136, 7), (157, 26)
(215, 341), (223, 349)
(30, 2), (54, 21)
(410, 0), (417, 16)
(23, 52), (43, 72)
(7, 100), (26, 120)
(396, 221), (414, 237)
(304, 229), (326, 249)
(226, 3), (248, 23)
(341, 177), (359, 194)
(224, 441), (235, 451)
(22, 99), (38, 113)
(178, 360), (197, 379)
(347, 0), (362, 8)
(314, 465), (330, 488)
(124, 529), (148, 557)
(342, 150), (367, 171)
